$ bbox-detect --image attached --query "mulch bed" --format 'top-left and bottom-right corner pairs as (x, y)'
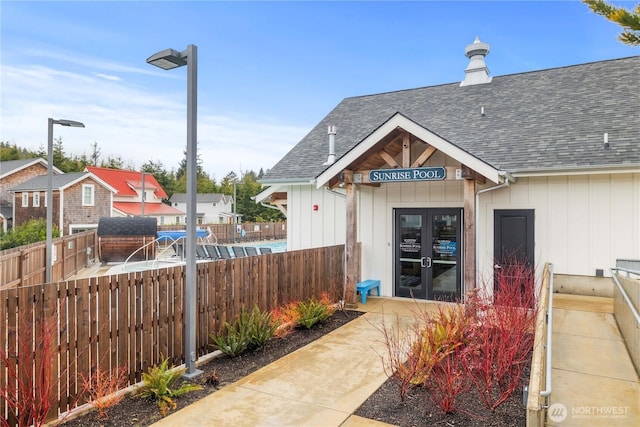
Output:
(60, 308), (529, 427)
(355, 359), (531, 426)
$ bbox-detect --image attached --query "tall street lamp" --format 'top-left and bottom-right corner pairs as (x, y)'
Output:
(147, 44), (201, 377)
(46, 118), (84, 284)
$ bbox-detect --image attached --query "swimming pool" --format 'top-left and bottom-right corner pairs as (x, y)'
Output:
(243, 240), (287, 253)
(107, 259), (185, 274)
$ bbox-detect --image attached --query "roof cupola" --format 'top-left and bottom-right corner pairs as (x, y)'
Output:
(460, 37), (492, 86)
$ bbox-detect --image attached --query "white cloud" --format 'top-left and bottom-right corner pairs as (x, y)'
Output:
(93, 73), (121, 81)
(1, 64), (308, 180)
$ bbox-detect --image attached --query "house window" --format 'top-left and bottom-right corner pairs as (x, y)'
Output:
(176, 216), (180, 224)
(160, 216), (165, 225)
(33, 192), (40, 207)
(82, 184), (95, 206)
(22, 193), (29, 207)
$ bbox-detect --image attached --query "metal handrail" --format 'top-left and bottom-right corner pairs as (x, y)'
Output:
(610, 267), (640, 327)
(540, 262), (554, 402)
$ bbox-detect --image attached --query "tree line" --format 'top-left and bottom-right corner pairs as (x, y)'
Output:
(1, 140), (284, 223)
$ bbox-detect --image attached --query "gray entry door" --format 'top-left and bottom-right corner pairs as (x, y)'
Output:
(493, 209), (535, 292)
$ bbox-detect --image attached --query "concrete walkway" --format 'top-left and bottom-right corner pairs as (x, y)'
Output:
(547, 294), (640, 426)
(150, 297), (433, 427)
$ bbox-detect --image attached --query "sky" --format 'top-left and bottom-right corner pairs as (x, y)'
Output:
(1, 0), (637, 181)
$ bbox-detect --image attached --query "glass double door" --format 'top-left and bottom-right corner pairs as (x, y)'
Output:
(394, 208), (461, 301)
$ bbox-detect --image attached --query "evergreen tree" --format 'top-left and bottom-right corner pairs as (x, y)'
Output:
(584, 0), (640, 45)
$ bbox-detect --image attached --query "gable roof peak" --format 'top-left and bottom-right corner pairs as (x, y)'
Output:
(461, 37), (492, 86)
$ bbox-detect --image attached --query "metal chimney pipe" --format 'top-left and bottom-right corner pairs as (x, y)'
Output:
(325, 125), (337, 165)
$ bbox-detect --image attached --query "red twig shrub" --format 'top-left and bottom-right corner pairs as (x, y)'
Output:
(378, 258), (538, 416)
(0, 310), (57, 427)
(464, 261), (538, 411)
(271, 301), (300, 338)
(79, 365), (129, 419)
(422, 304), (472, 413)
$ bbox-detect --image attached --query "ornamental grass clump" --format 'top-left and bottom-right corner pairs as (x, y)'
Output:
(209, 305), (280, 357)
(296, 293), (336, 329)
(135, 356), (203, 417)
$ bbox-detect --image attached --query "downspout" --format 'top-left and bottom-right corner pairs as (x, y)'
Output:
(474, 172), (515, 288)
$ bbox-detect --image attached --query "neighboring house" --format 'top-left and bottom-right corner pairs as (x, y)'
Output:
(10, 172), (115, 235)
(257, 38), (640, 302)
(0, 158), (63, 232)
(169, 193), (235, 224)
(86, 166), (184, 226)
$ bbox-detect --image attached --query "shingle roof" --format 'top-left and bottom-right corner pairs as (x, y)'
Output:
(0, 158), (59, 178)
(263, 56), (639, 182)
(10, 172), (91, 191)
(169, 193), (230, 203)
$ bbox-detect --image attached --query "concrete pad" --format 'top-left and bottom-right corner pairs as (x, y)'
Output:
(341, 415), (399, 427)
(552, 333), (637, 381)
(319, 312), (417, 347)
(548, 370), (640, 427)
(234, 338), (390, 413)
(151, 383), (350, 427)
(553, 309), (621, 340)
(553, 293), (614, 313)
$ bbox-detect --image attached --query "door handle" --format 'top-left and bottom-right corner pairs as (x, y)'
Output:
(421, 257), (432, 268)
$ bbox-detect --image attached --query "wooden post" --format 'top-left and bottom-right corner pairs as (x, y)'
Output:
(463, 177), (476, 297)
(344, 170), (357, 305)
(402, 132), (411, 167)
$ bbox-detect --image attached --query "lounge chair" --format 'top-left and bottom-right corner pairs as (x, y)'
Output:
(259, 247), (272, 254)
(216, 245), (232, 259)
(204, 244), (221, 260)
(245, 246), (259, 256)
(172, 242), (185, 259)
(196, 244), (209, 259)
(232, 246), (247, 258)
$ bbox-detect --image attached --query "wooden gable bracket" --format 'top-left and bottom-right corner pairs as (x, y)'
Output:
(411, 145), (437, 168)
(378, 149), (401, 168)
(461, 165), (487, 185)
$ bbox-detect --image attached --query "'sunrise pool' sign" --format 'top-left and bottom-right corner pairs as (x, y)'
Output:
(369, 167), (446, 183)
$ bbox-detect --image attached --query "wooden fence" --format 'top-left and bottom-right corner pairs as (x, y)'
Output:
(0, 244), (345, 425)
(158, 221), (287, 244)
(0, 231), (97, 290)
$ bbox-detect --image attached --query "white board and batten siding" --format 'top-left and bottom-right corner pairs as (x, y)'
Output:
(285, 172), (640, 298)
(478, 173), (640, 279)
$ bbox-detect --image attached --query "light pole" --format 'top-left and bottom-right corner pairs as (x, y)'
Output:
(46, 118), (84, 284)
(147, 45), (201, 377)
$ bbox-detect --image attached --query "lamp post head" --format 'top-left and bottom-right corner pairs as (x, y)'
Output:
(147, 48), (188, 70)
(53, 119), (85, 128)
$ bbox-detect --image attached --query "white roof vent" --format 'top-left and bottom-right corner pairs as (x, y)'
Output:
(460, 37), (492, 86)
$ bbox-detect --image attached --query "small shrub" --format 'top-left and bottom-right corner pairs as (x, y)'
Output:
(242, 306), (279, 349)
(271, 301), (301, 338)
(135, 356), (203, 417)
(209, 321), (249, 357)
(464, 261), (538, 411)
(80, 365), (129, 419)
(296, 294), (336, 329)
(210, 305), (279, 357)
(0, 308), (58, 427)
